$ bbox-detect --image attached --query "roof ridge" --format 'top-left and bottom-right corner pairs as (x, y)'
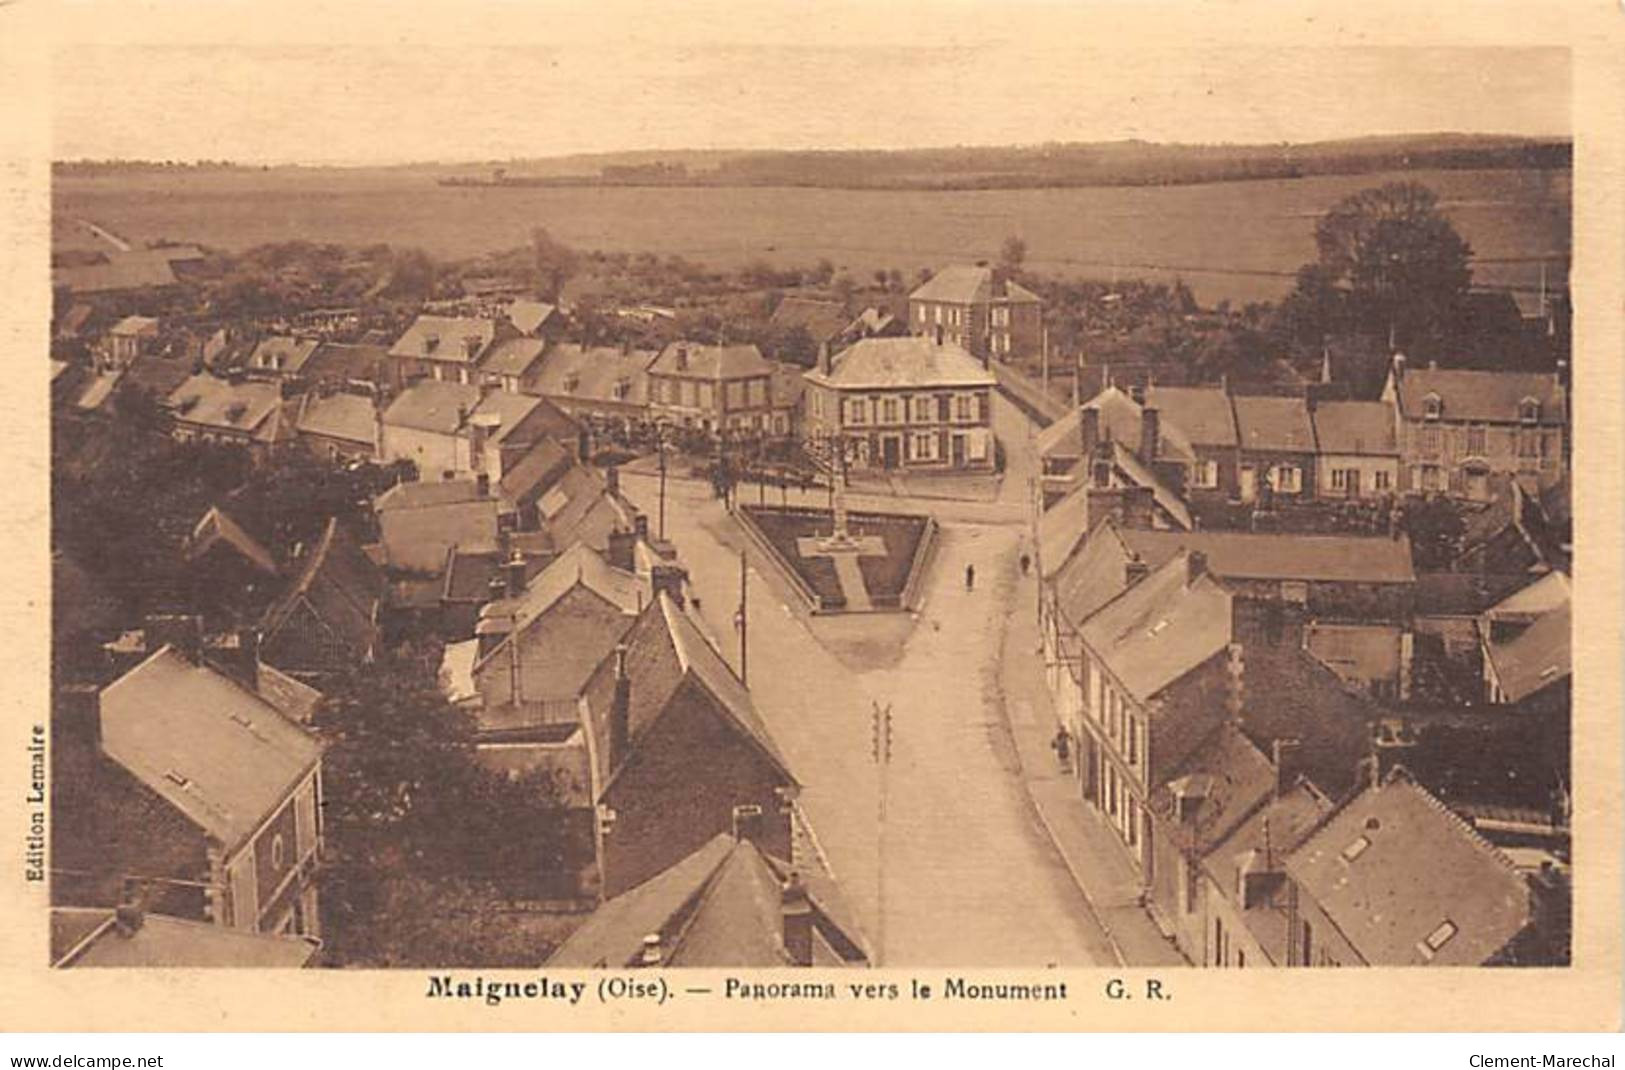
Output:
(1387, 770), (1525, 876)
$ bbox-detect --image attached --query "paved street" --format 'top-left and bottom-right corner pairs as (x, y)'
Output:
(621, 440), (1118, 965)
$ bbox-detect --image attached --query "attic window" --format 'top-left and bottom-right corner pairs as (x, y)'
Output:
(225, 402), (249, 423)
(164, 770), (190, 788)
(1147, 619), (1170, 637)
(1341, 835), (1371, 862)
(1418, 919), (1458, 960)
(177, 395), (200, 414)
(230, 712), (254, 728)
(1423, 394), (1442, 421)
(563, 373), (581, 393)
(1519, 398), (1541, 424)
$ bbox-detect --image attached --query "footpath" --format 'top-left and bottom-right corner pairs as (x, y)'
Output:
(994, 559), (1190, 968)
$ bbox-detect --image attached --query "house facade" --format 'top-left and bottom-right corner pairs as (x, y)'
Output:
(1232, 395), (1317, 503)
(647, 343), (788, 435)
(1381, 358), (1567, 499)
(379, 380), (578, 481)
(1310, 399), (1400, 500)
(388, 315), (504, 385)
(908, 264), (1043, 362)
(801, 335), (997, 471)
(165, 373), (295, 458)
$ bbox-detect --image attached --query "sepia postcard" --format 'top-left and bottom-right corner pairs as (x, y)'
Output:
(0, 0), (1620, 1033)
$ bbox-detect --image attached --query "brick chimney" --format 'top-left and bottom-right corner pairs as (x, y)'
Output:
(1224, 642), (1245, 727)
(1079, 406), (1099, 459)
(577, 427), (592, 464)
(817, 341), (832, 377)
(650, 564), (687, 608)
(606, 528), (637, 572)
(609, 643), (632, 771)
(504, 551), (527, 599)
(605, 464), (620, 497)
(675, 345), (689, 371)
(145, 614), (203, 663)
(781, 871), (814, 967)
(1139, 406), (1160, 463)
(1271, 737), (1303, 799)
(1124, 552), (1150, 588)
(1187, 549), (1208, 586)
(633, 514), (649, 541)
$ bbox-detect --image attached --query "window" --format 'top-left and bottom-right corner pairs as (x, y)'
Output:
(917, 304), (927, 323)
(271, 833), (286, 869)
(1421, 465), (1442, 492)
(1190, 459), (1219, 489)
(1419, 426), (1442, 455)
(1519, 399), (1540, 424)
(1331, 467), (1349, 491)
(913, 433), (935, 460)
(914, 396), (932, 422)
(1127, 797), (1139, 847)
(882, 398), (899, 424)
(1274, 465), (1302, 493)
(848, 398), (867, 425)
(1517, 431), (1539, 459)
(1215, 918), (1227, 967)
(934, 305), (943, 325)
(955, 395), (972, 421)
(1372, 470), (1392, 492)
(1423, 394), (1442, 420)
(993, 306), (1009, 327)
(1183, 858), (1200, 914)
(1466, 425), (1487, 456)
(1422, 919), (1457, 957)
(1341, 835), (1371, 862)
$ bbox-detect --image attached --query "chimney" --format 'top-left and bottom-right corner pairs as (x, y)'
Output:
(55, 683), (102, 751)
(1271, 737), (1303, 799)
(781, 872), (815, 967)
(609, 643), (632, 771)
(605, 464), (620, 496)
(1079, 405), (1099, 459)
(145, 614), (203, 663)
(1370, 718), (1417, 784)
(675, 345), (689, 371)
(606, 528), (637, 572)
(1139, 406), (1160, 462)
(633, 513), (649, 541)
(817, 341), (832, 377)
(503, 551), (527, 599)
(1124, 552), (1150, 588)
(456, 404), (469, 428)
(638, 932), (662, 968)
(1391, 352), (1407, 381)
(211, 627), (261, 692)
(476, 471), (491, 498)
(1236, 847), (1282, 911)
(114, 901), (146, 939)
(990, 265), (1009, 295)
(1224, 642), (1245, 726)
(1187, 549), (1207, 586)
(650, 564), (687, 608)
(576, 428), (591, 464)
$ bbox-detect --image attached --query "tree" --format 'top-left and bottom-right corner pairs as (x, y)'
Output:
(1000, 234), (1028, 273)
(1305, 181), (1472, 347)
(1398, 494), (1467, 571)
(530, 226), (579, 301)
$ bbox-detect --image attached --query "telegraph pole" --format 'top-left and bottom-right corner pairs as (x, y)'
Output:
(871, 700), (893, 966)
(657, 426), (668, 542)
(736, 547), (748, 686)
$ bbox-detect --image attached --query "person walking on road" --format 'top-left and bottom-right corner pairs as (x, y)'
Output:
(1019, 552), (1032, 576)
(965, 563), (976, 591)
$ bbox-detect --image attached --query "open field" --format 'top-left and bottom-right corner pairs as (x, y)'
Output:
(54, 166), (1569, 306)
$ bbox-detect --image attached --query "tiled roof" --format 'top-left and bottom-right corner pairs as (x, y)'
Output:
(248, 336), (321, 374)
(498, 438), (573, 510)
(51, 908), (317, 969)
(1038, 481), (1095, 579)
(260, 518), (384, 662)
(374, 480), (500, 573)
(909, 264), (1042, 305)
(533, 343), (655, 407)
(1311, 400), (1398, 456)
(1151, 724), (1276, 856)
(650, 342), (774, 382)
(388, 315), (496, 363)
(1392, 367), (1565, 424)
(381, 381), (551, 439)
(166, 374), (284, 435)
(1286, 772), (1532, 965)
(100, 646), (321, 854)
(185, 505), (279, 576)
(548, 832), (866, 968)
(804, 335), (995, 391)
(1200, 781), (1334, 962)
(1117, 527), (1416, 585)
(481, 336), (548, 378)
(1051, 521), (1141, 627)
(506, 300), (557, 336)
(771, 297), (850, 344)
(1145, 384), (1237, 447)
(1079, 551), (1233, 704)
(1483, 601), (1570, 703)
(297, 392), (377, 446)
(1233, 395), (1316, 453)
(473, 542), (644, 675)
(1035, 386), (1182, 461)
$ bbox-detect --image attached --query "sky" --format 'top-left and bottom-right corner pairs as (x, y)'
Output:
(48, 9), (1571, 166)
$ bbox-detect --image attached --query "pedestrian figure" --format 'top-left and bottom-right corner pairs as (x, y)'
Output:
(965, 563), (976, 591)
(1051, 727), (1071, 769)
(1019, 552), (1032, 576)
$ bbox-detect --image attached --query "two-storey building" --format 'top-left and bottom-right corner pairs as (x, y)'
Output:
(801, 335), (997, 471)
(908, 264), (1043, 362)
(647, 343), (787, 435)
(388, 315), (504, 385)
(1309, 399), (1400, 499)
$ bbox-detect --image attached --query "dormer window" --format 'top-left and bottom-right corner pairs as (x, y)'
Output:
(1519, 398), (1541, 424)
(1422, 394), (1442, 421)
(1417, 919), (1458, 960)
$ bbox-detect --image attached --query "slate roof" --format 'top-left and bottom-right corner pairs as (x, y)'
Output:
(388, 315), (497, 363)
(803, 336), (995, 391)
(1483, 571), (1570, 619)
(506, 300), (557, 336)
(248, 336), (321, 375)
(650, 342), (774, 382)
(1110, 441), (1194, 530)
(1079, 551), (1233, 704)
(547, 833), (865, 968)
(1201, 781), (1335, 962)
(1038, 481), (1097, 580)
(1483, 601), (1570, 703)
(374, 480), (500, 573)
(1232, 394), (1316, 453)
(51, 908), (317, 969)
(302, 342), (398, 390)
(52, 250), (185, 294)
(166, 374), (284, 436)
(910, 264), (1042, 305)
(1035, 386), (1171, 461)
(118, 352), (197, 402)
(1413, 572), (1539, 617)
(1150, 724), (1277, 857)
(579, 594), (795, 799)
(538, 467), (637, 554)
(1285, 772), (1531, 965)
(1144, 385), (1238, 447)
(99, 646), (322, 854)
(1051, 521), (1145, 631)
(185, 506), (279, 576)
(1311, 400), (1398, 456)
(481, 336), (548, 378)
(498, 438), (574, 511)
(533, 343), (655, 407)
(771, 296), (850, 344)
(1392, 368), (1565, 425)
(473, 542), (644, 678)
(260, 518), (384, 662)
(1116, 527), (1416, 585)
(296, 392), (377, 446)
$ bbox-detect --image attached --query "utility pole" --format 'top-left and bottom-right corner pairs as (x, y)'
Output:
(870, 700), (893, 966)
(735, 547), (748, 686)
(657, 426), (668, 542)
